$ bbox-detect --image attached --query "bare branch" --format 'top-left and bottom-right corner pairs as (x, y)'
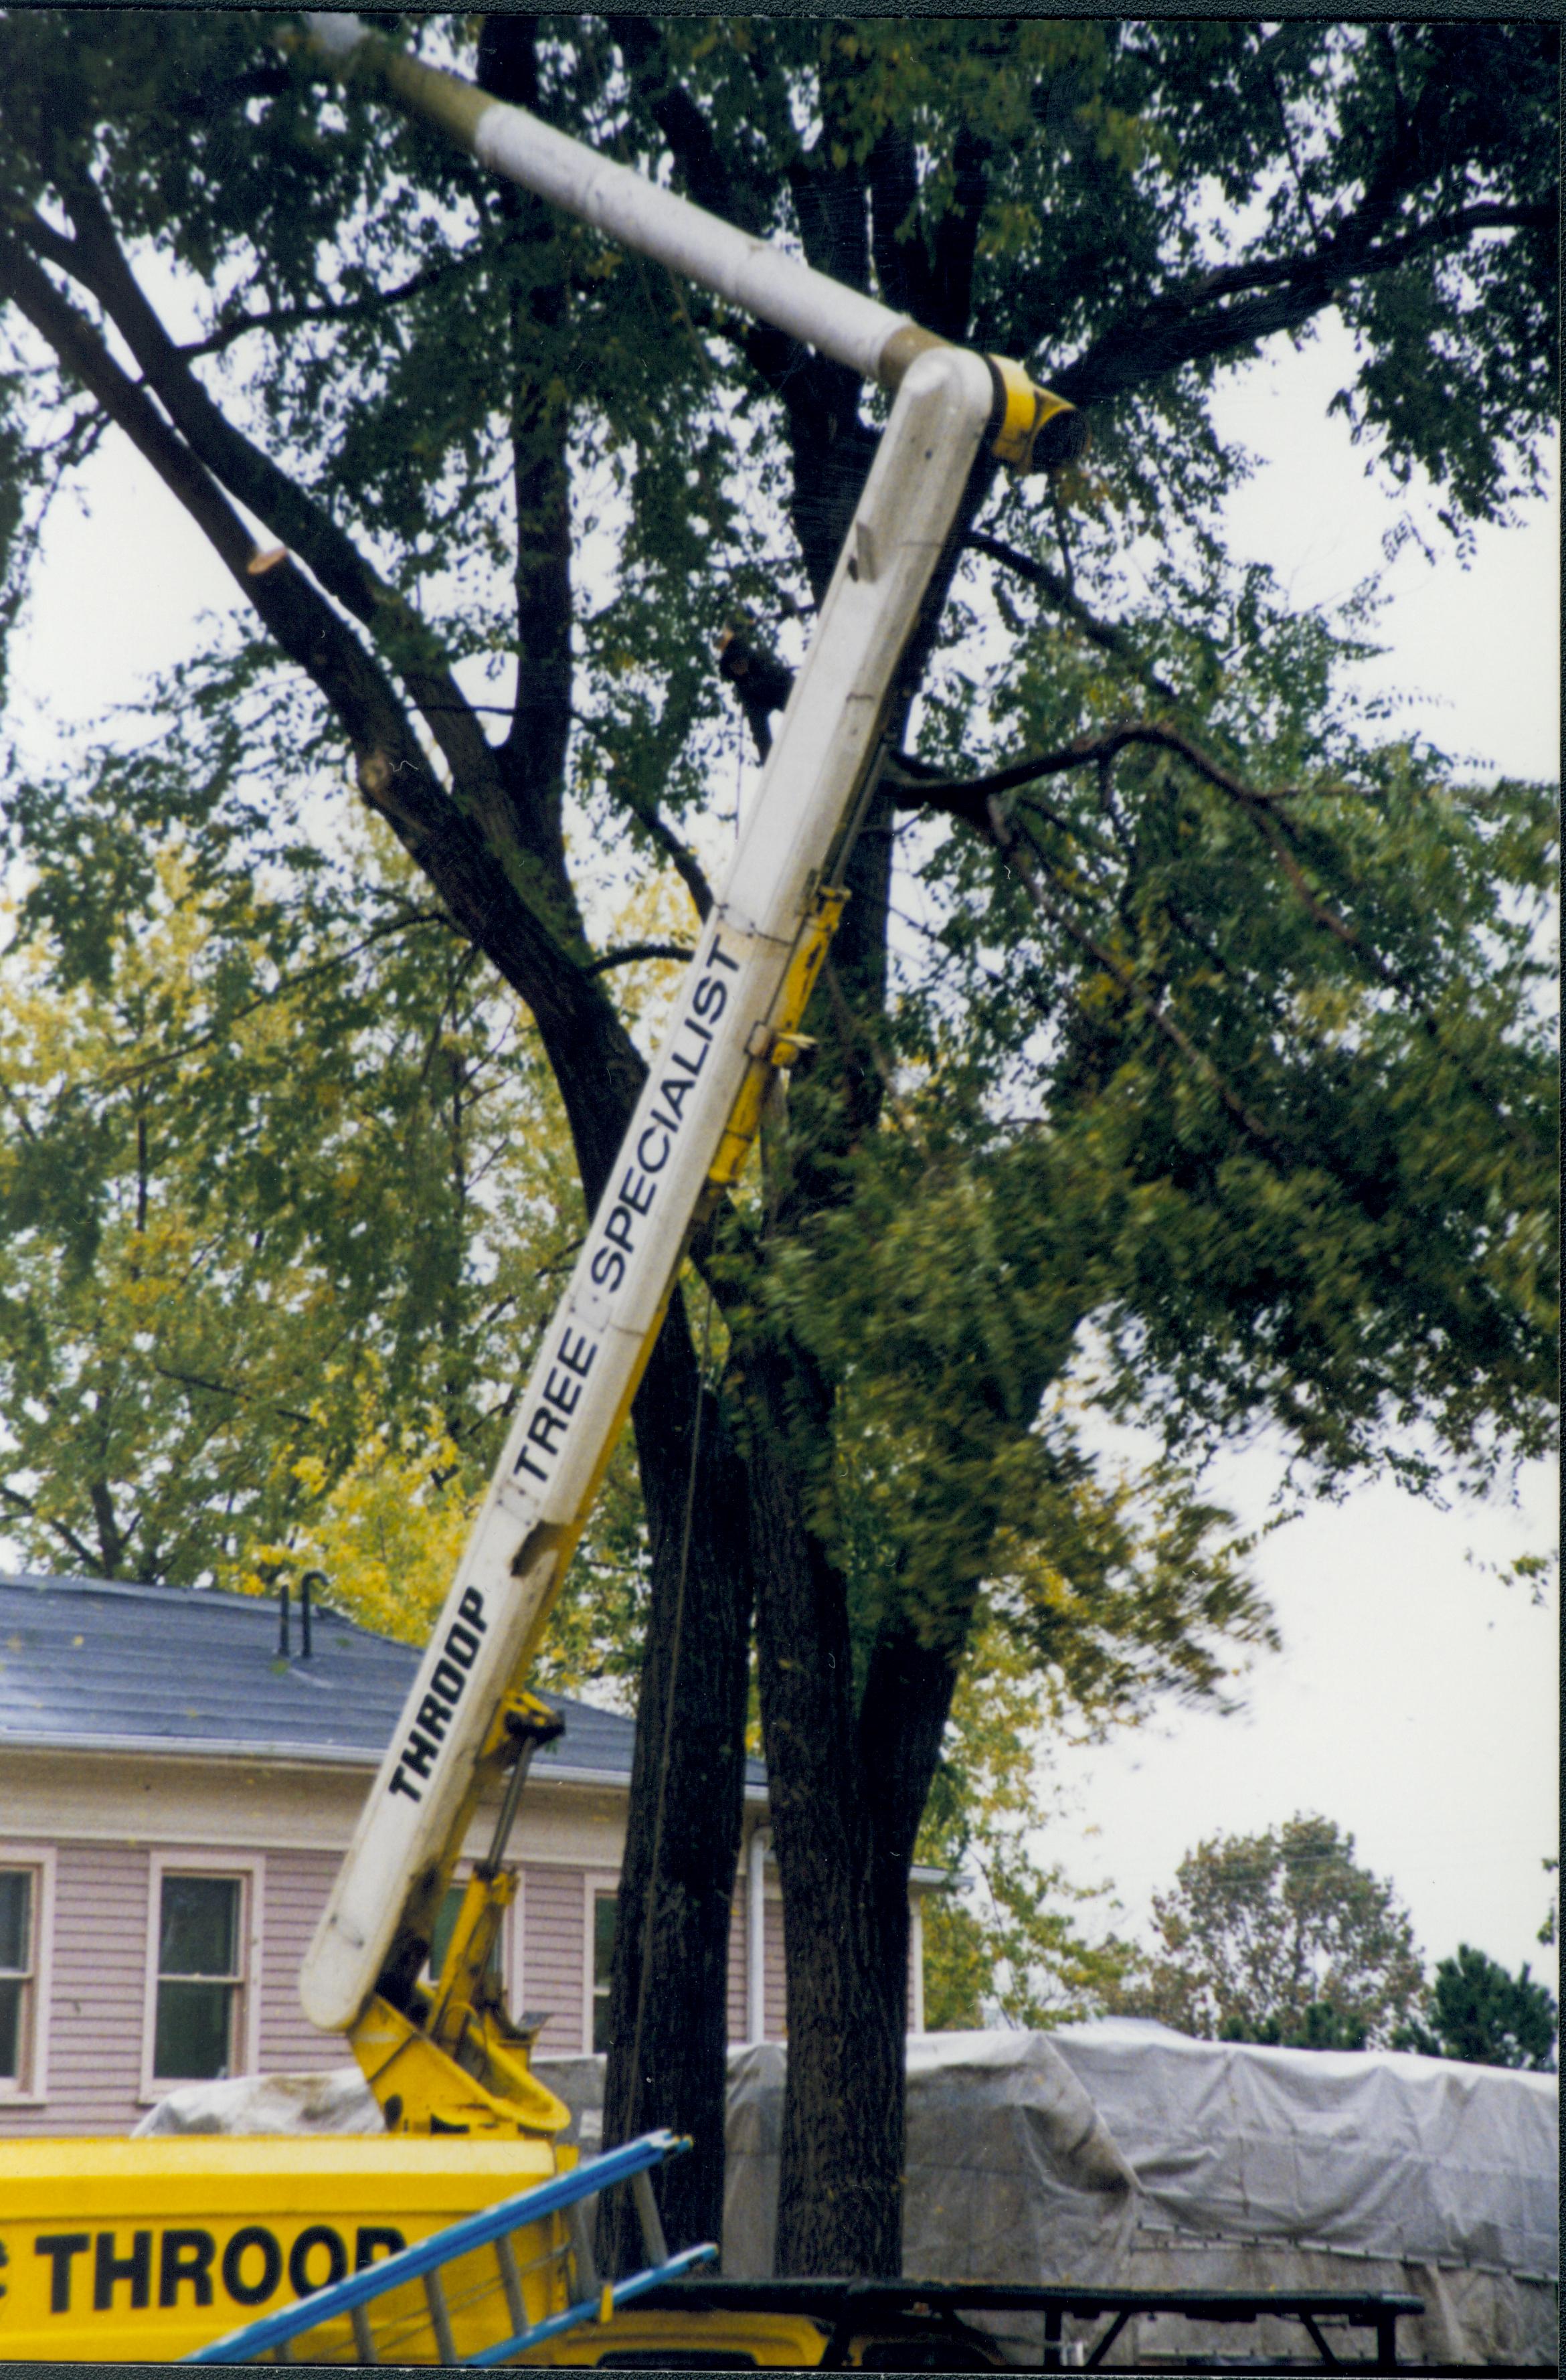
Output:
(152, 1365), (315, 1429)
(604, 780), (714, 924)
(584, 940), (696, 977)
(18, 184), (499, 798)
(177, 251), (483, 359)
(0, 1480), (102, 1574)
(965, 531), (1179, 703)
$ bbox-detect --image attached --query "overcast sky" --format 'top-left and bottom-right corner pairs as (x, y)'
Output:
(7, 305), (1559, 1994)
(1053, 319), (1559, 1990)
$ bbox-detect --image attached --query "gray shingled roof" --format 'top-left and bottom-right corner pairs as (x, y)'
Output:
(0, 1571), (768, 1792)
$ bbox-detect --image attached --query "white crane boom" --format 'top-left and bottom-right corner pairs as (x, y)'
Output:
(300, 15), (1075, 471)
(294, 19), (1076, 2069)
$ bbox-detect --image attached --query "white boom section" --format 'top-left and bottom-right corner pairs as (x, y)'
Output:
(301, 344), (996, 2034)
(303, 13), (924, 392)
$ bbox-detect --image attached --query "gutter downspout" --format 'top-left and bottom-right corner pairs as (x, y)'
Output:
(746, 1826), (771, 2045)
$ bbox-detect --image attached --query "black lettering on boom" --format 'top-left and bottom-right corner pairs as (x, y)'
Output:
(400, 1729), (438, 1781)
(417, 1692), (451, 1741)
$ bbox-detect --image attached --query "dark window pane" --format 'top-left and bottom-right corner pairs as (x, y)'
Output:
(159, 1876), (239, 1977)
(0, 1871), (30, 1972)
(592, 1894), (617, 2054)
(429, 1884), (499, 1985)
(0, 1975), (22, 2079)
(593, 1894), (617, 1990)
(155, 1978), (235, 2080)
(430, 1887), (461, 1982)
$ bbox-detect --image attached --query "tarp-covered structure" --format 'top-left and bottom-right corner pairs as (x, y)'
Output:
(141, 2021), (1557, 2366)
(719, 2024), (1557, 2367)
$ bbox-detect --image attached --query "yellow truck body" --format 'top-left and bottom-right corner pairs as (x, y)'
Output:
(0, 2134), (568, 2363)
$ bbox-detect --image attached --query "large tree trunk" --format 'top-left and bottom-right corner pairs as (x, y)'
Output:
(744, 1326), (962, 2275)
(599, 1330), (754, 2261)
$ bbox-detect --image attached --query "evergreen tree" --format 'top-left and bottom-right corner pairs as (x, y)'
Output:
(1395, 1945), (1557, 2071)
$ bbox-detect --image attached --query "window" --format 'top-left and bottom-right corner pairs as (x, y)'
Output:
(0, 1849), (52, 2100)
(591, 1889), (617, 2054)
(142, 1855), (260, 2098)
(428, 1878), (505, 1988)
(155, 1873), (242, 2080)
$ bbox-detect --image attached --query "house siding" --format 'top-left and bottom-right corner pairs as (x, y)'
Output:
(6, 1839), (148, 2136)
(726, 1879), (748, 2043)
(1, 1760), (924, 2133)
(521, 1863), (587, 2057)
(764, 1891), (786, 2040)
(258, 1847), (349, 2074)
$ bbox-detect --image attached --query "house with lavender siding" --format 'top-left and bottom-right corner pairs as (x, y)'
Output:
(2, 1571), (916, 2136)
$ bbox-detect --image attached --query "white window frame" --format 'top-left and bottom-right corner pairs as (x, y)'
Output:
(583, 1871), (620, 2057)
(0, 1842), (56, 2105)
(139, 1851), (263, 2104)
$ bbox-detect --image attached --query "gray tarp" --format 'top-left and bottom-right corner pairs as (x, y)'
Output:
(138, 2023), (1557, 2365)
(716, 2025), (1557, 2367)
(1047, 2018), (1558, 2282)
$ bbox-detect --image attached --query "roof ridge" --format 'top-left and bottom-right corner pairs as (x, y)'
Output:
(0, 1571), (347, 1620)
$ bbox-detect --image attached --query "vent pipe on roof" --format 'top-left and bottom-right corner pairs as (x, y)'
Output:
(276, 1566), (327, 1659)
(298, 1571), (326, 1661)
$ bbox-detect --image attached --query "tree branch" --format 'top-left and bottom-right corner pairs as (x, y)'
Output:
(94, 910), (458, 1092)
(913, 723), (1530, 1150)
(907, 724), (1407, 983)
(19, 181), (501, 803)
(0, 1480), (102, 1574)
(984, 795), (1286, 1160)
(964, 531), (1179, 703)
(1051, 199), (1551, 412)
(151, 1365), (315, 1428)
(583, 940), (695, 978)
(0, 228), (635, 1098)
(176, 250), (484, 359)
(607, 780), (715, 924)
(1147, 198), (1547, 323)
